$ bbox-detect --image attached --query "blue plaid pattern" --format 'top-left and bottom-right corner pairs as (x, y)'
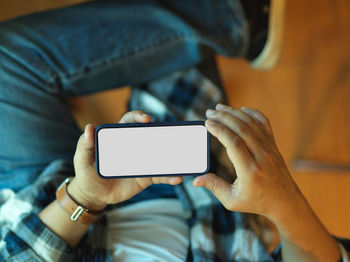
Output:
(1, 67), (349, 261)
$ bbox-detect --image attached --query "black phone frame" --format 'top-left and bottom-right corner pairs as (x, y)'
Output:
(95, 120), (210, 179)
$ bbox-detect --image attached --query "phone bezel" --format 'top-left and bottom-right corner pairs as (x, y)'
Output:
(95, 120), (210, 179)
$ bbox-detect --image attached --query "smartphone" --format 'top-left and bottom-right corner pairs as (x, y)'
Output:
(95, 121), (210, 179)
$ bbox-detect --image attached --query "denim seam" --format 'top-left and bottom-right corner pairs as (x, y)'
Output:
(58, 31), (195, 82)
(58, 31), (235, 84)
(0, 46), (57, 89)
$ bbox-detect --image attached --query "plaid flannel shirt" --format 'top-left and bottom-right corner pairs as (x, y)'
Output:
(1, 66), (349, 262)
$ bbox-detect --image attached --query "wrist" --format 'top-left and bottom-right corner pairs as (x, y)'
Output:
(268, 194), (342, 261)
(268, 193), (310, 228)
(68, 178), (107, 211)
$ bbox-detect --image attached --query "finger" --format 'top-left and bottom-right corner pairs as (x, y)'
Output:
(152, 176), (183, 185)
(193, 173), (236, 210)
(241, 107), (273, 135)
(205, 119), (253, 172)
(75, 124), (96, 164)
(215, 104), (266, 141)
(206, 109), (263, 157)
(135, 177), (154, 190)
(83, 123), (95, 150)
(119, 110), (151, 123)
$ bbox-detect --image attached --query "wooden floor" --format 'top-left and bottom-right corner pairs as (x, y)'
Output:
(1, 0), (350, 238)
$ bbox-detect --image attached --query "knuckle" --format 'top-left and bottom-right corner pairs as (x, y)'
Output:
(253, 109), (270, 124)
(235, 122), (250, 133)
(231, 136), (244, 149)
(162, 177), (173, 184)
(261, 150), (279, 166)
(223, 107), (235, 115)
(223, 104), (233, 110)
(208, 177), (216, 192)
(260, 117), (270, 127)
(221, 111), (232, 122)
(223, 197), (236, 211)
(233, 108), (248, 119)
(215, 110), (229, 122)
(225, 202), (235, 211)
(245, 116), (256, 126)
(152, 177), (161, 184)
(261, 148), (272, 159)
(249, 162), (263, 176)
(214, 123), (225, 135)
(137, 178), (151, 189)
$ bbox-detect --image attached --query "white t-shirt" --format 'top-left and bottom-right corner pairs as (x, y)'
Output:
(106, 199), (350, 262)
(106, 198), (190, 262)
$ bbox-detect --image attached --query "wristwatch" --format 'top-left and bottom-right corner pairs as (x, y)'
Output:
(55, 177), (104, 225)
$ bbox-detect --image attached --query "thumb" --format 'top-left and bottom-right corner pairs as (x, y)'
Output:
(83, 124), (95, 150)
(76, 124), (95, 163)
(193, 173), (234, 210)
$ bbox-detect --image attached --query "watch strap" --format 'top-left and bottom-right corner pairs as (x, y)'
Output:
(56, 177), (104, 225)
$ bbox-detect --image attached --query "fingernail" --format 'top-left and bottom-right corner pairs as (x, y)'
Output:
(206, 109), (215, 116)
(241, 107), (248, 112)
(84, 125), (89, 137)
(84, 125), (90, 142)
(216, 103), (225, 109)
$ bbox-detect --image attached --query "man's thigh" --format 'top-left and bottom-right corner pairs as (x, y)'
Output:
(0, 49), (81, 190)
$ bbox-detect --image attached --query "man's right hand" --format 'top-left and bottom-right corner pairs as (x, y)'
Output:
(193, 103), (305, 223)
(193, 103), (342, 262)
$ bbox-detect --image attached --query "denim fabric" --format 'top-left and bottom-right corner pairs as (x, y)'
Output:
(0, 0), (248, 191)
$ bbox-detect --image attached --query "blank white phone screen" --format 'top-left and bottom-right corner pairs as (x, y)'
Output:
(97, 125), (208, 177)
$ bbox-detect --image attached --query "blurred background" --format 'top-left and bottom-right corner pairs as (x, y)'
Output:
(1, 0), (349, 238)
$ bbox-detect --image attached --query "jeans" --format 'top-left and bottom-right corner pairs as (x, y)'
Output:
(0, 0), (249, 191)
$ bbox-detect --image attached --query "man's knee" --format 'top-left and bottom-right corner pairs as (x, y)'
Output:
(0, 23), (57, 93)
